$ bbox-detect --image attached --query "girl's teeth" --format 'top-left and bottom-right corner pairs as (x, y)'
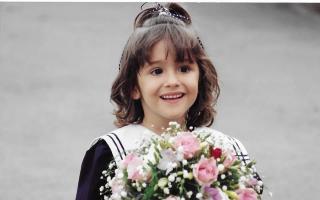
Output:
(162, 94), (183, 99)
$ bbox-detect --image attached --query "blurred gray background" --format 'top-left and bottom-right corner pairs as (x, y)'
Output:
(1, 3), (319, 200)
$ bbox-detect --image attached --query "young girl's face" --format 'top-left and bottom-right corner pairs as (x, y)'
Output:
(132, 40), (199, 129)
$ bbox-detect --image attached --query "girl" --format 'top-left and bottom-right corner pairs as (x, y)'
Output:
(75, 3), (262, 200)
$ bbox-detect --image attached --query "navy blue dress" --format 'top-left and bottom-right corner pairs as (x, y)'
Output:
(75, 140), (113, 200)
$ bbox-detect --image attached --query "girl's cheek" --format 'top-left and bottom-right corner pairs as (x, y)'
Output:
(184, 73), (199, 82)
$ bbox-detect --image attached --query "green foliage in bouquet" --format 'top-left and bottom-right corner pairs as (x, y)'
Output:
(99, 122), (263, 200)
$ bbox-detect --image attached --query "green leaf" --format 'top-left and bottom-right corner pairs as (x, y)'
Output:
(142, 165), (159, 200)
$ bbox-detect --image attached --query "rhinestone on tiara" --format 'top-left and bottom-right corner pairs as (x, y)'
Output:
(141, 2), (191, 24)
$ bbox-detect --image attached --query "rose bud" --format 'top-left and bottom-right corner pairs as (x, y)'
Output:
(211, 148), (222, 159)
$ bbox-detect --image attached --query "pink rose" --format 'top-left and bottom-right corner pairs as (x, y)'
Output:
(123, 154), (149, 181)
(121, 153), (136, 169)
(236, 188), (258, 200)
(173, 133), (200, 159)
(223, 150), (237, 168)
(193, 157), (219, 186)
(165, 196), (179, 200)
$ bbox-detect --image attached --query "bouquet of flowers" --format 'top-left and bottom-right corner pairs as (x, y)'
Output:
(99, 122), (263, 200)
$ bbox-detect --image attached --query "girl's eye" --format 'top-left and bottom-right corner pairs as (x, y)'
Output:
(179, 65), (191, 73)
(151, 68), (163, 75)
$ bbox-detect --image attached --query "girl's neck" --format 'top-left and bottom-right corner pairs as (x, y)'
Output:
(141, 118), (187, 135)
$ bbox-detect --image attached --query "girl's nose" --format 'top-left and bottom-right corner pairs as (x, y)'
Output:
(164, 71), (180, 87)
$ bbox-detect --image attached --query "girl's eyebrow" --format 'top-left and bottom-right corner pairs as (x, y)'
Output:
(147, 59), (163, 65)
(142, 60), (162, 70)
(144, 60), (163, 69)
(144, 58), (193, 68)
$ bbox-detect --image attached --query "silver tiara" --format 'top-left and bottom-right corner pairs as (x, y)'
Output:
(141, 2), (191, 24)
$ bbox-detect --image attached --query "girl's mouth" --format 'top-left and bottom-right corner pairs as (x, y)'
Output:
(160, 93), (185, 102)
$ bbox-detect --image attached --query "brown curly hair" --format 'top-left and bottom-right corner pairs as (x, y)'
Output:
(110, 3), (220, 129)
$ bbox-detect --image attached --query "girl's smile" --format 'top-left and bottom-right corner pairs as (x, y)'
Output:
(132, 40), (200, 134)
(160, 92), (185, 104)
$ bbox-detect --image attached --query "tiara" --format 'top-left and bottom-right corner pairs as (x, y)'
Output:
(140, 2), (191, 24)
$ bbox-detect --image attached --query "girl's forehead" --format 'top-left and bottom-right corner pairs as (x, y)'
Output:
(149, 40), (175, 61)
(146, 39), (194, 64)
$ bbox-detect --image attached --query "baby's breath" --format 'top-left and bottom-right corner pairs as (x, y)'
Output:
(99, 121), (263, 200)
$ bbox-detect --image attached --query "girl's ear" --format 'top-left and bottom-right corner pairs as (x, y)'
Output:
(131, 86), (141, 100)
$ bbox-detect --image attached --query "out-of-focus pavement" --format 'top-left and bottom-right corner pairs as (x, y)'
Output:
(0, 3), (319, 200)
